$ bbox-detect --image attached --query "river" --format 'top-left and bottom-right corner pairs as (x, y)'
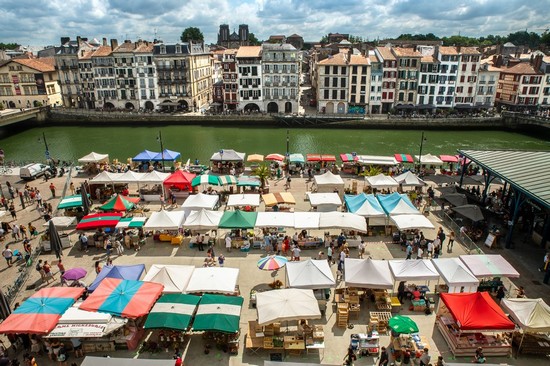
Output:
(0, 124), (549, 164)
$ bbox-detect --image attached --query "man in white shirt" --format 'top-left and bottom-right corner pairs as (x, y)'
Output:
(292, 246), (301, 261)
(417, 246), (424, 259)
(358, 241), (366, 259)
(225, 235), (232, 252)
(426, 241), (434, 258)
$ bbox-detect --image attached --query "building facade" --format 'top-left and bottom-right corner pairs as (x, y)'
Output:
(392, 47), (421, 107)
(261, 43), (300, 114)
(236, 46), (262, 112)
(476, 60), (499, 107)
(368, 51), (382, 114)
(221, 49), (238, 110)
(455, 47), (482, 107)
(375, 46), (396, 113)
(433, 46), (459, 108)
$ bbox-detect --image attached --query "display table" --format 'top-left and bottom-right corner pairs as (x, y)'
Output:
(351, 331), (380, 356)
(391, 297), (402, 313)
(41, 234), (72, 251)
(297, 238), (323, 249)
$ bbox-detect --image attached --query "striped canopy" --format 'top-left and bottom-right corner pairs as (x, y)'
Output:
(115, 217), (147, 229)
(394, 153), (414, 163)
(58, 194), (89, 209)
(99, 195), (140, 212)
(80, 278), (163, 319)
(191, 174), (221, 187)
(192, 294), (244, 333)
(218, 175), (238, 185)
(144, 294), (200, 330)
(340, 153), (359, 162)
(0, 287), (84, 335)
(262, 192), (296, 206)
(76, 213), (123, 230)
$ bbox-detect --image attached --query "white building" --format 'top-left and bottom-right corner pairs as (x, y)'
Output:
(455, 47), (482, 108)
(134, 41), (158, 111)
(476, 59), (499, 108)
(91, 45), (116, 109)
(368, 51), (382, 114)
(434, 46), (459, 108)
(375, 46), (397, 113)
(261, 43), (300, 114)
(236, 46), (263, 112)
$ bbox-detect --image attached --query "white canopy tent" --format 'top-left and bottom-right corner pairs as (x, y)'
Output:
(43, 216), (77, 228)
(318, 212), (367, 232)
(111, 171), (146, 184)
(47, 305), (127, 338)
(431, 258), (479, 293)
(227, 194), (261, 208)
(365, 174), (399, 189)
(255, 212), (295, 228)
(307, 192), (342, 212)
(78, 152), (109, 163)
(389, 259), (440, 282)
(181, 193), (219, 211)
(293, 212), (321, 229)
(139, 170), (171, 184)
(390, 214), (435, 230)
(185, 267), (239, 294)
(501, 298), (550, 333)
(182, 209), (223, 231)
(256, 288), (321, 326)
(313, 171), (344, 195)
(357, 155), (398, 166)
(394, 171), (426, 187)
(286, 259), (335, 289)
(459, 254), (520, 278)
(142, 264), (195, 293)
(210, 149), (246, 161)
(143, 210), (186, 231)
(415, 153), (444, 165)
(90, 171), (116, 184)
(344, 258), (394, 289)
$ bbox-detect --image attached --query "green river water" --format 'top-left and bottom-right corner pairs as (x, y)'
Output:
(0, 124), (549, 164)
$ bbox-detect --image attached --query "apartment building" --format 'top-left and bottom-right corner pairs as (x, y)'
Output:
(91, 45), (115, 109)
(78, 48), (97, 109)
(433, 46), (459, 108)
(417, 54), (439, 111)
(134, 42), (157, 110)
(537, 55), (550, 109)
(374, 46), (396, 113)
(348, 53), (371, 115)
(221, 49), (238, 110)
(476, 60), (499, 107)
(455, 47), (482, 107)
(368, 51), (382, 114)
(261, 43), (300, 114)
(236, 46), (262, 112)
(188, 43), (212, 111)
(0, 57), (61, 109)
(392, 47), (421, 107)
(112, 40), (139, 109)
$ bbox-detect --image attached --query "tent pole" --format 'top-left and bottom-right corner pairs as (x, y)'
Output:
(516, 331), (525, 359)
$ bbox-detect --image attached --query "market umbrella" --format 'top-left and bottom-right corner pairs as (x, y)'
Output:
(452, 204), (485, 222)
(257, 255), (288, 271)
(80, 183), (90, 215)
(218, 175), (238, 185)
(255, 288), (321, 326)
(265, 153), (285, 162)
(62, 268), (88, 281)
(389, 315), (419, 334)
(99, 195), (140, 212)
(48, 220), (63, 260)
(191, 174), (221, 187)
(247, 154), (264, 163)
(423, 174), (455, 185)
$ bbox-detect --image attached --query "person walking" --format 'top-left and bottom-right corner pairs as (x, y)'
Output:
(218, 254), (225, 267)
(12, 223), (20, 241)
(8, 202), (16, 220)
(43, 260), (55, 284)
(114, 239), (124, 256)
(438, 228), (446, 252)
(327, 243), (334, 265)
(419, 348), (431, 366)
(35, 190), (42, 208)
(358, 240), (365, 259)
(405, 242), (413, 260)
(57, 259), (66, 276)
(49, 182), (56, 198)
(432, 237), (441, 259)
(2, 245), (13, 267)
(292, 245), (302, 261)
(225, 234), (232, 252)
(69, 182), (75, 195)
(447, 230), (455, 252)
(36, 259), (46, 282)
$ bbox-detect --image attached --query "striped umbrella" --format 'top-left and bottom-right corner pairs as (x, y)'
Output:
(257, 255), (288, 271)
(218, 175), (238, 185)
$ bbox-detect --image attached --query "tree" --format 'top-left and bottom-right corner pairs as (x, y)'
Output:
(0, 42), (20, 50)
(252, 164), (270, 188)
(248, 33), (261, 46)
(180, 27), (204, 43)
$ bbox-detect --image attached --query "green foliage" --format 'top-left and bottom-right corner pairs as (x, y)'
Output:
(359, 165), (383, 177)
(0, 42), (19, 50)
(180, 27), (204, 43)
(395, 30), (546, 48)
(541, 33), (550, 47)
(252, 164), (270, 188)
(248, 33), (261, 46)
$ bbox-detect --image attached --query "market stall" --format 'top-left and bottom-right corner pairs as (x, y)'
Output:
(144, 293), (200, 331)
(365, 173), (399, 191)
(152, 149), (181, 164)
(115, 217), (147, 229)
(389, 259), (440, 283)
(394, 153), (414, 164)
(377, 192), (420, 216)
(41, 217), (76, 251)
(186, 267), (240, 295)
(286, 259), (335, 290)
(393, 171), (426, 189)
(88, 264), (146, 292)
(459, 254), (520, 287)
(99, 194), (140, 212)
(344, 193), (387, 228)
(313, 171), (344, 195)
(390, 214), (435, 230)
(501, 298), (550, 356)
(431, 258), (479, 294)
(318, 211), (367, 233)
(78, 151), (110, 164)
(293, 212), (320, 229)
(143, 210), (186, 245)
(340, 153), (359, 174)
(181, 193), (220, 213)
(344, 258), (393, 289)
(82, 358), (172, 366)
(183, 209), (223, 232)
(164, 170), (196, 198)
(0, 287), (84, 334)
(288, 153), (305, 174)
(132, 149), (159, 163)
(256, 288), (322, 326)
(262, 192), (296, 211)
(76, 212), (123, 231)
(255, 212), (295, 228)
(307, 192), (342, 212)
(227, 193), (261, 209)
(219, 210), (258, 248)
(210, 149), (246, 174)
(415, 153), (444, 166)
(358, 155), (398, 167)
(143, 264), (195, 293)
(437, 292), (514, 357)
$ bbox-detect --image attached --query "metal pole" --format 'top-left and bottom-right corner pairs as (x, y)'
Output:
(158, 131), (164, 171)
(417, 131), (425, 172)
(286, 130), (290, 173)
(42, 132), (50, 152)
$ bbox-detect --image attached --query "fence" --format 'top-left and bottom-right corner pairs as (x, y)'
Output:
(439, 210), (483, 254)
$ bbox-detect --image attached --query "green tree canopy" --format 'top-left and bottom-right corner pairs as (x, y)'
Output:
(248, 33), (261, 46)
(0, 42), (20, 50)
(180, 27), (204, 43)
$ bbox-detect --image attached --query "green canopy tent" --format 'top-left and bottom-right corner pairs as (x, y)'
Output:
(218, 210), (258, 229)
(115, 217), (147, 229)
(144, 294), (200, 331)
(57, 194), (91, 209)
(191, 174), (221, 187)
(192, 294), (244, 333)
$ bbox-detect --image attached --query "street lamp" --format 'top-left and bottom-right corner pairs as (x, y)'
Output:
(219, 149), (224, 173)
(157, 131), (164, 170)
(417, 131), (427, 172)
(38, 132), (51, 162)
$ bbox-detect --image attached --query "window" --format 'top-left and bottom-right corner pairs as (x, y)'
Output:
(324, 66), (330, 74)
(340, 90), (346, 99)
(324, 77), (329, 87)
(471, 64), (477, 72)
(408, 92), (414, 102)
(340, 77), (346, 88)
(332, 90), (337, 99)
(332, 66), (338, 75)
(324, 90), (329, 99)
(462, 64), (467, 72)
(332, 78), (338, 87)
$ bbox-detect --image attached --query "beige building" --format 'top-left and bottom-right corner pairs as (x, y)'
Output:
(375, 46), (397, 113)
(455, 47), (482, 107)
(392, 47), (421, 107)
(0, 57), (61, 109)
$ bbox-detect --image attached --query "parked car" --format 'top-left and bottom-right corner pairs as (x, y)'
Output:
(20, 163), (51, 180)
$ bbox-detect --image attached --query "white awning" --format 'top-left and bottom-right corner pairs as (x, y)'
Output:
(415, 153), (444, 165)
(307, 192), (342, 206)
(390, 214), (434, 230)
(181, 193), (219, 210)
(318, 212), (367, 232)
(389, 259), (440, 281)
(227, 194), (261, 207)
(143, 210), (186, 230)
(78, 152), (109, 163)
(255, 212), (295, 228)
(365, 173), (399, 188)
(185, 267), (239, 294)
(357, 155), (398, 166)
(293, 212), (320, 229)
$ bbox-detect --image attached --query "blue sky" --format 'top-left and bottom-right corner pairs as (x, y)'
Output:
(1, 0), (548, 47)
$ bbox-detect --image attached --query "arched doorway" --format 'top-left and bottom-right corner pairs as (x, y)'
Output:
(8, 101), (16, 108)
(244, 103), (260, 112)
(267, 102), (279, 113)
(325, 102), (334, 114)
(33, 101), (41, 107)
(104, 102), (115, 110)
(125, 102), (135, 110)
(178, 100), (189, 111)
(337, 102), (345, 114)
(285, 102), (292, 113)
(144, 101), (154, 110)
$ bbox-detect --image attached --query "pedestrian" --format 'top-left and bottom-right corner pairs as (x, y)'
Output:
(436, 355), (445, 366)
(447, 230), (455, 252)
(35, 259), (45, 282)
(539, 252), (549, 272)
(432, 237), (441, 259)
(218, 254), (225, 267)
(43, 260), (54, 284)
(438, 227), (446, 249)
(94, 261), (102, 274)
(405, 242), (413, 260)
(35, 190), (42, 207)
(57, 259), (65, 276)
(20, 224), (27, 239)
(292, 245), (301, 261)
(225, 234), (232, 252)
(70, 337), (83, 358)
(515, 286), (526, 298)
(358, 240), (365, 259)
(104, 237), (112, 256)
(79, 233), (89, 252)
(379, 346), (389, 366)
(473, 346), (485, 363)
(159, 193), (165, 210)
(338, 248), (346, 271)
(397, 281), (406, 303)
(417, 246), (424, 259)
(8, 203), (16, 220)
(69, 182), (75, 195)
(12, 223), (20, 241)
(49, 182), (56, 198)
(327, 243), (334, 265)
(2, 245), (13, 267)
(496, 286), (505, 303)
(95, 188), (101, 202)
(285, 175), (291, 190)
(419, 348), (431, 366)
(114, 239), (124, 255)
(343, 346), (356, 366)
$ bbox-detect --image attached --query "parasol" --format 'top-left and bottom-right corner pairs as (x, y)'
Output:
(257, 255), (288, 271)
(389, 315), (419, 334)
(62, 268), (88, 281)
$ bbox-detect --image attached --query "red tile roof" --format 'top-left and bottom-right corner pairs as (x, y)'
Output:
(13, 58), (55, 72)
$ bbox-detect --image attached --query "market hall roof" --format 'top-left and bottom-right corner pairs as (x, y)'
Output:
(457, 150), (550, 210)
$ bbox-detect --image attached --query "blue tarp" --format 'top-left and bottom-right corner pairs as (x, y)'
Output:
(88, 264), (146, 292)
(152, 149), (181, 161)
(132, 150), (159, 162)
(376, 192), (418, 215)
(344, 193), (367, 213)
(345, 193), (386, 217)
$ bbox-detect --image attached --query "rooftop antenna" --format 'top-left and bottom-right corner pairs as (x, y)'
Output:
(154, 28), (158, 40)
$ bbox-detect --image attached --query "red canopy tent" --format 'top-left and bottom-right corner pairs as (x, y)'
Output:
(0, 287), (84, 334)
(76, 213), (123, 230)
(163, 170), (196, 191)
(321, 154), (336, 162)
(306, 154), (322, 162)
(440, 292), (515, 331)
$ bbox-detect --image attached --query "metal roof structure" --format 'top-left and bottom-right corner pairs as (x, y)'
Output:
(457, 149), (550, 210)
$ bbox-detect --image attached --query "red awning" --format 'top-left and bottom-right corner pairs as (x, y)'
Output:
(440, 292), (515, 330)
(321, 154), (336, 162)
(440, 155), (459, 163)
(394, 153), (414, 163)
(163, 170), (196, 190)
(306, 154), (322, 162)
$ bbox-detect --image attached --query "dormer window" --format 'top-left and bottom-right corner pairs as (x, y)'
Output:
(160, 45), (166, 55)
(175, 45), (181, 54)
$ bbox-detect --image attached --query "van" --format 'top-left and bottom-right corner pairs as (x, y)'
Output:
(20, 163), (50, 180)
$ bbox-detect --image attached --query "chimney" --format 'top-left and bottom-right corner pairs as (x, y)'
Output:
(534, 55), (543, 71)
(457, 45), (461, 53)
(495, 55), (503, 68)
(110, 39), (118, 50)
(76, 36), (82, 45)
(102, 38), (107, 46)
(348, 47), (352, 62)
(60, 37), (70, 45)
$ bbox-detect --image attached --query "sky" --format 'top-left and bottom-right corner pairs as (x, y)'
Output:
(0, 0), (548, 48)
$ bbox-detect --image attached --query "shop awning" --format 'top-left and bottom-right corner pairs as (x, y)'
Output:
(0, 287), (84, 335)
(78, 151), (109, 163)
(57, 194), (89, 209)
(139, 170), (171, 184)
(227, 194), (261, 207)
(440, 292), (515, 330)
(82, 357), (173, 366)
(286, 259), (335, 289)
(247, 154), (264, 162)
(144, 294), (200, 330)
(99, 195), (140, 212)
(459, 254), (520, 278)
(344, 193), (386, 218)
(365, 173), (399, 189)
(237, 176), (261, 187)
(357, 155), (398, 166)
(80, 278), (163, 319)
(89, 171), (116, 184)
(183, 209), (223, 231)
(163, 170), (196, 190)
(76, 213), (123, 230)
(307, 192), (342, 206)
(115, 217), (147, 229)
(345, 258), (393, 289)
(152, 149), (181, 161)
(377, 193), (420, 216)
(293, 212), (320, 229)
(265, 153), (285, 162)
(192, 294), (244, 333)
(210, 149), (245, 162)
(340, 153), (358, 162)
(319, 212), (367, 232)
(288, 153), (305, 163)
(218, 210), (257, 229)
(306, 154), (321, 162)
(191, 174), (221, 187)
(262, 192), (296, 206)
(181, 193), (219, 210)
(393, 171), (425, 187)
(256, 289), (321, 326)
(423, 174), (456, 185)
(394, 153), (414, 163)
(390, 214), (435, 230)
(143, 265), (195, 293)
(46, 305), (127, 338)
(440, 155), (459, 163)
(132, 150), (159, 162)
(440, 193), (468, 207)
(314, 171), (344, 186)
(415, 153), (444, 165)
(452, 204), (485, 222)
(218, 175), (238, 185)
(88, 264), (146, 292)
(111, 171), (146, 184)
(43, 216), (77, 228)
(186, 267), (240, 294)
(431, 258), (480, 289)
(255, 212), (295, 228)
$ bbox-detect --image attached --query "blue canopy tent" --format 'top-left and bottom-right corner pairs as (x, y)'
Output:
(344, 193), (386, 218)
(376, 192), (419, 216)
(152, 149), (181, 162)
(132, 150), (159, 162)
(88, 264), (146, 292)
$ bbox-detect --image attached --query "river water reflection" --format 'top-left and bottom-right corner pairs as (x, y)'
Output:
(0, 124), (549, 164)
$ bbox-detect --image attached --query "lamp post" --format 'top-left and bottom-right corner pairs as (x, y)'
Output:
(286, 130), (290, 172)
(39, 132), (51, 162)
(417, 131), (426, 172)
(157, 131), (164, 170)
(219, 149), (224, 173)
